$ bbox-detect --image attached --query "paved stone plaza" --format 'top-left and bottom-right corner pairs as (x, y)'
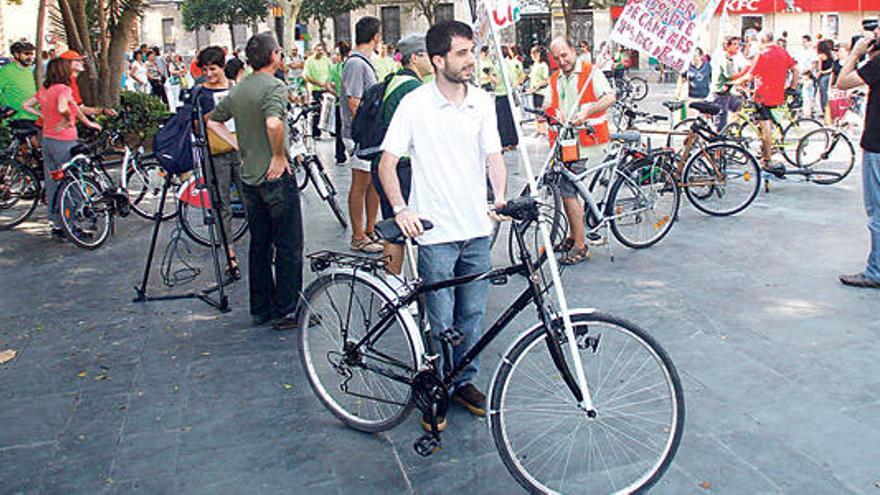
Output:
(2, 84), (880, 493)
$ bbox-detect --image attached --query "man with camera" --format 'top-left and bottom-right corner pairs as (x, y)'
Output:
(836, 18), (880, 289)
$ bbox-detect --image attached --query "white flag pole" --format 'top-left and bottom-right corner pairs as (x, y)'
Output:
(485, 10), (595, 411)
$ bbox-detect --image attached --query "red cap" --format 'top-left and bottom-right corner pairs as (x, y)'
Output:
(59, 50), (86, 60)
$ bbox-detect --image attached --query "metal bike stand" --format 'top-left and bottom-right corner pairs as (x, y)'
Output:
(133, 88), (235, 313)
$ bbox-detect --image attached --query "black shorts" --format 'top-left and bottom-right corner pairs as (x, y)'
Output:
(371, 157), (412, 222)
(754, 104), (778, 121)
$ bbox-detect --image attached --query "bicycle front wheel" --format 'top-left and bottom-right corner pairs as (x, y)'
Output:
(490, 312), (684, 494)
(298, 272), (418, 433)
(780, 118), (823, 165)
(126, 158), (178, 221)
(608, 159), (680, 249)
(0, 161), (40, 230)
(796, 127), (855, 185)
(683, 142), (761, 216)
(630, 76), (649, 101)
(178, 184), (249, 247)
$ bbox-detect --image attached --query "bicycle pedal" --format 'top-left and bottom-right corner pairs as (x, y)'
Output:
(439, 327), (464, 346)
(414, 434), (442, 457)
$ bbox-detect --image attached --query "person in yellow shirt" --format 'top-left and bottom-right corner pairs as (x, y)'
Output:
(303, 43), (334, 138)
(371, 42), (399, 80)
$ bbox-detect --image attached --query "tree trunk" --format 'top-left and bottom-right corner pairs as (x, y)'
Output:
(106, 7), (141, 106)
(229, 22), (237, 49)
(318, 18), (326, 46)
(280, 0), (302, 51)
(34, 0), (47, 86)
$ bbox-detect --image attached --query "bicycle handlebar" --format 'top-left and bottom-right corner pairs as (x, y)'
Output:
(522, 107), (596, 134)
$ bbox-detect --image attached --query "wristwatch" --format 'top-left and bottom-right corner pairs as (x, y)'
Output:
(392, 205), (408, 216)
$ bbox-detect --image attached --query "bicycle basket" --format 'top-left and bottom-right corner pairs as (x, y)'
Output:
(786, 89), (803, 109)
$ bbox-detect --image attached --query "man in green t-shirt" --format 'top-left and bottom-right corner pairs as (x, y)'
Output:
(372, 42), (399, 81)
(371, 33), (432, 277)
(208, 32), (303, 330)
(0, 41), (38, 122)
(303, 43), (333, 138)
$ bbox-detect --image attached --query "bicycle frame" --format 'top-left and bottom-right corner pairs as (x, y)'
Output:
(340, 223), (585, 403)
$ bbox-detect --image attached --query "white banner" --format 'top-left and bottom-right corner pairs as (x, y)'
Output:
(610, 0), (723, 71)
(487, 0), (520, 30)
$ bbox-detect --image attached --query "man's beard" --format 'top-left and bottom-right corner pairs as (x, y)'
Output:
(441, 65), (471, 85)
(14, 55), (32, 67)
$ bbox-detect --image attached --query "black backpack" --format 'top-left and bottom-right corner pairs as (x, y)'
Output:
(153, 87), (202, 175)
(350, 72), (395, 161)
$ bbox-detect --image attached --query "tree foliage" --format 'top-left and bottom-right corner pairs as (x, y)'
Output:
(182, 0), (271, 48)
(298, 0), (367, 45)
(54, 0), (145, 106)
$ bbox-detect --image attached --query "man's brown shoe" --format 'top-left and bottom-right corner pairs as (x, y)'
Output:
(839, 273), (880, 289)
(451, 383), (486, 417)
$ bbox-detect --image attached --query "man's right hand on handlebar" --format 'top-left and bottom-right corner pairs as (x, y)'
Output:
(394, 207), (424, 239)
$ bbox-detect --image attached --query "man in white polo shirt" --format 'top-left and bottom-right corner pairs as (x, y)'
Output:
(377, 20), (507, 431)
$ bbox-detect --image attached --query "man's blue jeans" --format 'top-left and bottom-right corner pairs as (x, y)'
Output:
(862, 150), (880, 282)
(418, 236), (491, 390)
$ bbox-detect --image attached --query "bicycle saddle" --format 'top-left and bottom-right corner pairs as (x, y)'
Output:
(689, 101), (721, 116)
(662, 100), (685, 111)
(69, 143), (91, 158)
(610, 131), (642, 143)
(375, 217), (434, 243)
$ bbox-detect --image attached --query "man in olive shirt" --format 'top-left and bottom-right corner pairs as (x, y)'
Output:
(303, 43), (333, 138)
(0, 41), (38, 122)
(208, 32), (303, 330)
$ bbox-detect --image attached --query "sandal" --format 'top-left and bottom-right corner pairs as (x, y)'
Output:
(559, 247), (590, 265)
(365, 230), (385, 245)
(351, 237), (383, 254)
(226, 255), (242, 281)
(554, 238), (575, 253)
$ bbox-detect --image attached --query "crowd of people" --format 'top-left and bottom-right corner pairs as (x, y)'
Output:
(2, 15), (879, 431)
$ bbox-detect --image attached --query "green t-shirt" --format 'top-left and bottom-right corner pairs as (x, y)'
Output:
(210, 72), (288, 186)
(304, 55), (332, 92)
(372, 56), (398, 81)
(493, 58), (518, 96)
(528, 61), (549, 95)
(0, 62), (37, 121)
(328, 62), (344, 96)
(371, 68), (422, 168)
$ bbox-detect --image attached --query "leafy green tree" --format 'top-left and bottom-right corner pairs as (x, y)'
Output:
(182, 0), (272, 49)
(298, 0), (367, 46)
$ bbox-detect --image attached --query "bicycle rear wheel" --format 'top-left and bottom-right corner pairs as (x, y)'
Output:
(126, 158), (178, 221)
(490, 312), (684, 494)
(0, 161), (40, 230)
(796, 128), (855, 185)
(298, 272), (419, 432)
(58, 176), (112, 249)
(608, 159), (679, 249)
(683, 142), (761, 216)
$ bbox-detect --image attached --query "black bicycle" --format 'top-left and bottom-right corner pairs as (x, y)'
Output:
(0, 109), (43, 230)
(297, 196), (684, 493)
(287, 103), (347, 228)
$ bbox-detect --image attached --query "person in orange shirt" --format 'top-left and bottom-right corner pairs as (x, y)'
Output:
(544, 37), (616, 265)
(57, 50), (116, 126)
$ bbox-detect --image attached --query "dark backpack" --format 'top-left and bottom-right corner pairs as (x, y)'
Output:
(153, 87), (202, 175)
(350, 72), (394, 161)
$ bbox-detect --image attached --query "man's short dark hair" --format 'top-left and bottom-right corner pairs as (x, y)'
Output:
(224, 57), (245, 79)
(246, 32), (278, 70)
(355, 17), (381, 45)
(198, 46), (226, 69)
(803, 34), (812, 42)
(426, 20), (473, 63)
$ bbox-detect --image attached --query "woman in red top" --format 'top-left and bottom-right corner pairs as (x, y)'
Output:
(22, 59), (101, 239)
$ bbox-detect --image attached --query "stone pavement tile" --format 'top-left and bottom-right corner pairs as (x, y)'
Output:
(124, 381), (185, 435)
(107, 476), (177, 494)
(666, 431), (779, 493)
(109, 430), (179, 482)
(0, 393), (76, 447)
(747, 394), (880, 492)
(324, 431), (409, 490)
(388, 409), (496, 473)
(0, 444), (55, 493)
(404, 451), (520, 494)
(717, 428), (858, 493)
(178, 395), (303, 455)
(184, 351), (299, 404)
